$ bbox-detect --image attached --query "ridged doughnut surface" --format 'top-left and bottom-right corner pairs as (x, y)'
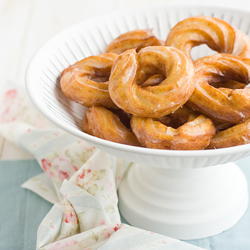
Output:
(109, 46), (195, 118)
(82, 106), (141, 146)
(60, 53), (118, 108)
(188, 54), (250, 123)
(166, 16), (250, 59)
(105, 29), (163, 54)
(131, 112), (216, 150)
(207, 118), (250, 149)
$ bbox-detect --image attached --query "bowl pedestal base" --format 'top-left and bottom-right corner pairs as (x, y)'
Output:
(118, 162), (249, 240)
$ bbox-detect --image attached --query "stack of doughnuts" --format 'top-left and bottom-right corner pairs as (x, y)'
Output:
(60, 16), (250, 150)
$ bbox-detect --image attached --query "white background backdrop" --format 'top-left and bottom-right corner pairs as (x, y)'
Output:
(1, 0), (250, 159)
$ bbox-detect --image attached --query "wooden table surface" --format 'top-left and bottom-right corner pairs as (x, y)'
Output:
(1, 0), (250, 160)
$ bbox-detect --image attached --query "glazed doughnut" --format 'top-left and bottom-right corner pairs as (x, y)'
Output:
(157, 106), (199, 129)
(130, 111), (216, 150)
(60, 53), (118, 109)
(105, 29), (163, 54)
(187, 53), (250, 123)
(140, 74), (165, 87)
(207, 118), (250, 149)
(109, 46), (195, 118)
(166, 16), (250, 59)
(208, 80), (246, 131)
(211, 119), (235, 133)
(82, 106), (141, 146)
(210, 80), (246, 90)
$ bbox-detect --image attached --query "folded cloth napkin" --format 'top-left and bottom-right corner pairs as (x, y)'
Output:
(0, 84), (205, 250)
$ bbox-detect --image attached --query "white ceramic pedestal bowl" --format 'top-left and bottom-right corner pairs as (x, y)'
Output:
(26, 4), (250, 240)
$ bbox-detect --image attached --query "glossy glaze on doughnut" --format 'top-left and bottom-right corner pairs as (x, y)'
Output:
(131, 112), (216, 150)
(188, 53), (250, 123)
(157, 106), (198, 129)
(105, 29), (163, 54)
(207, 118), (250, 149)
(109, 46), (195, 118)
(82, 106), (141, 146)
(166, 16), (250, 59)
(210, 80), (246, 90)
(60, 53), (118, 108)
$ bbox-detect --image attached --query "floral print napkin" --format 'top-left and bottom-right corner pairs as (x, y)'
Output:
(0, 84), (205, 250)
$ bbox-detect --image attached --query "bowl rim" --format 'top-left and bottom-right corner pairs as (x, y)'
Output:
(26, 3), (250, 158)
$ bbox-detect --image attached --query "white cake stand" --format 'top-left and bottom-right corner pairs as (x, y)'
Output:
(26, 4), (250, 240)
(119, 163), (248, 240)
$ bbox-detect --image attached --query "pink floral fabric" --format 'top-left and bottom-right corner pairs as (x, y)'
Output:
(0, 86), (205, 250)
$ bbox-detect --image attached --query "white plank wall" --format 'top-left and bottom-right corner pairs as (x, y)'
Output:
(1, 0), (250, 159)
(0, 0), (117, 159)
(0, 0), (33, 159)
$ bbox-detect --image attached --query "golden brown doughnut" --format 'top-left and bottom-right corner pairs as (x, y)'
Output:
(109, 46), (195, 118)
(210, 80), (246, 90)
(157, 106), (199, 129)
(130, 111), (216, 150)
(211, 119), (235, 133)
(206, 80), (245, 132)
(82, 106), (141, 146)
(166, 16), (250, 59)
(60, 53), (118, 109)
(207, 118), (250, 149)
(187, 53), (250, 123)
(140, 74), (165, 87)
(105, 29), (163, 54)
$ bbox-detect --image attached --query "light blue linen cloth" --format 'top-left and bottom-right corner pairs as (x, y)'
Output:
(0, 157), (249, 250)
